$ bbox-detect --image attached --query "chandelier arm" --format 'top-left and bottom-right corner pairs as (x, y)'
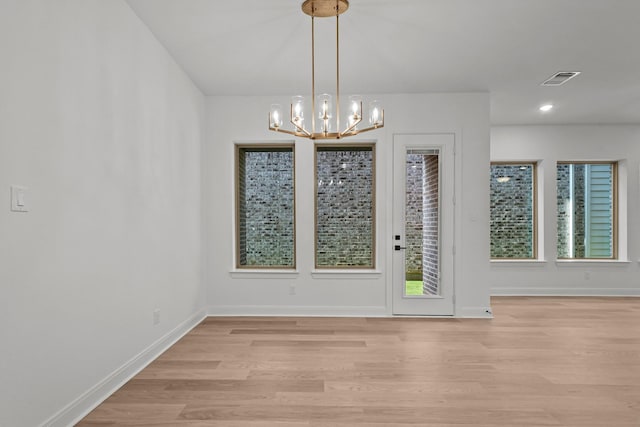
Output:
(290, 121), (312, 137)
(346, 113), (385, 134)
(291, 127), (312, 137)
(310, 132), (341, 140)
(340, 100), (363, 135)
(269, 126), (306, 137)
(290, 103), (312, 137)
(342, 125), (381, 136)
(340, 116), (361, 136)
(352, 125), (379, 134)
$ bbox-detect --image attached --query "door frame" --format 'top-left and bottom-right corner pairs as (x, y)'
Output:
(390, 133), (458, 316)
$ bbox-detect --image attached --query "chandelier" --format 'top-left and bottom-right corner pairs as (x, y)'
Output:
(268, 0), (384, 140)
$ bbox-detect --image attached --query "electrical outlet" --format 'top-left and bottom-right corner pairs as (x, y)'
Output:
(584, 271), (591, 280)
(289, 284), (296, 295)
(153, 308), (160, 325)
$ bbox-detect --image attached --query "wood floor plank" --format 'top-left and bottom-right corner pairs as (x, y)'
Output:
(230, 328), (336, 335)
(79, 403), (185, 423)
(77, 297), (640, 426)
(81, 421), (309, 427)
(162, 379), (325, 393)
(250, 339), (367, 347)
(134, 368), (250, 380)
(178, 404), (365, 422)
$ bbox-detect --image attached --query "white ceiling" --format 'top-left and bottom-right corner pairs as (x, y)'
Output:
(125, 0), (640, 125)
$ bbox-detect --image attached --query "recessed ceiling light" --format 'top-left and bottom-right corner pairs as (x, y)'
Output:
(539, 104), (554, 112)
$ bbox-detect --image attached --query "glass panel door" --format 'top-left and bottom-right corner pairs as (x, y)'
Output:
(392, 134), (455, 316)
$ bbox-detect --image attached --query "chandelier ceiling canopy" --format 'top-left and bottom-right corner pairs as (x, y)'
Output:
(268, 0), (384, 140)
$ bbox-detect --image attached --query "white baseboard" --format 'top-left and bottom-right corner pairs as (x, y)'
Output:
(457, 306), (494, 318)
(208, 305), (389, 317)
(209, 305), (500, 318)
(43, 308), (207, 427)
(491, 287), (640, 296)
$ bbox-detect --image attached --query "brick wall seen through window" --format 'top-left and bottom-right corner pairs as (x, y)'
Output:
(236, 145), (295, 268)
(490, 163), (536, 259)
(315, 145), (375, 268)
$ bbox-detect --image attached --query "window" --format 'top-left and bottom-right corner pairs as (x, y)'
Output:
(490, 162), (537, 259)
(315, 144), (375, 268)
(405, 149), (440, 295)
(557, 162), (617, 259)
(236, 145), (295, 268)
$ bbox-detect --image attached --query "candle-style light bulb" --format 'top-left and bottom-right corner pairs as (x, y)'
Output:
(317, 94), (332, 119)
(349, 95), (361, 118)
(270, 104), (283, 128)
(369, 100), (383, 126)
(292, 96), (304, 129)
(347, 95), (362, 133)
(316, 94), (333, 134)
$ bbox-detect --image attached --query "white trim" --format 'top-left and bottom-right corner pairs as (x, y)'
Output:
(555, 260), (632, 266)
(536, 160), (545, 260)
(491, 288), (640, 296)
(42, 309), (207, 427)
(209, 305), (387, 317)
(457, 306), (494, 318)
(233, 139), (296, 145)
(230, 270), (300, 279)
(617, 159), (628, 261)
(310, 270), (382, 279)
(491, 260), (547, 267)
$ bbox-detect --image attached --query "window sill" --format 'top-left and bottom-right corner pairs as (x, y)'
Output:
(491, 259), (547, 267)
(230, 269), (300, 279)
(555, 260), (631, 267)
(311, 269), (382, 279)
(491, 259), (546, 264)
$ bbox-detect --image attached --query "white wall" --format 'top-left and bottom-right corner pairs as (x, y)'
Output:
(491, 125), (640, 295)
(203, 93), (491, 317)
(0, 1), (205, 426)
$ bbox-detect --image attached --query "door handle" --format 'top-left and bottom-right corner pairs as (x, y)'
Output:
(394, 245), (406, 251)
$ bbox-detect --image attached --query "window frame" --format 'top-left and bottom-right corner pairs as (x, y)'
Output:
(235, 143), (296, 270)
(556, 160), (618, 260)
(490, 161), (539, 260)
(314, 142), (376, 270)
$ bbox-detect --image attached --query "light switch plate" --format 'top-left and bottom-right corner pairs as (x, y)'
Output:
(11, 185), (28, 212)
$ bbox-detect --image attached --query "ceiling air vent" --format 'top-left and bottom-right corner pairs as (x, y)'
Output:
(541, 71), (581, 86)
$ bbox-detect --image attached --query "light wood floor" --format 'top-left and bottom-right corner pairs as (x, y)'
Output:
(78, 297), (640, 426)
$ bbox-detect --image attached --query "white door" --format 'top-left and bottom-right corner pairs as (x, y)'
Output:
(392, 134), (455, 316)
